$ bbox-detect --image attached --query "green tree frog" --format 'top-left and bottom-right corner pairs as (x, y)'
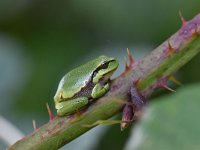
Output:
(54, 55), (118, 116)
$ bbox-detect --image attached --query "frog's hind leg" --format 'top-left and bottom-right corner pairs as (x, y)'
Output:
(56, 97), (88, 116)
(91, 83), (109, 99)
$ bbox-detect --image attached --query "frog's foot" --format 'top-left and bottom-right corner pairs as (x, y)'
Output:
(82, 119), (133, 128)
(91, 83), (109, 99)
(56, 97), (88, 116)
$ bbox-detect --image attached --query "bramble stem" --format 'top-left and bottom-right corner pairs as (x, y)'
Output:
(8, 14), (200, 150)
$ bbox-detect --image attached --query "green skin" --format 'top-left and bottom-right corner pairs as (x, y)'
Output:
(54, 55), (119, 116)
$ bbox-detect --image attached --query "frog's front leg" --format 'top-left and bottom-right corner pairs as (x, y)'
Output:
(91, 83), (109, 99)
(56, 97), (89, 116)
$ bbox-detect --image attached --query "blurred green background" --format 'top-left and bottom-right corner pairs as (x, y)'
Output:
(0, 0), (200, 149)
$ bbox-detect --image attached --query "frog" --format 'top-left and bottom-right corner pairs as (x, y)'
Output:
(54, 55), (119, 116)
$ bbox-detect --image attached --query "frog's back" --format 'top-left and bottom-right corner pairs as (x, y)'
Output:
(60, 55), (112, 98)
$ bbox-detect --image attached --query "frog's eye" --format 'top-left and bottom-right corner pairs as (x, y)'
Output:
(100, 62), (108, 69)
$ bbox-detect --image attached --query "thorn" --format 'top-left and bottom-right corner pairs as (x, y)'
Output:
(163, 85), (176, 92)
(169, 75), (182, 86)
(167, 41), (173, 50)
(32, 120), (37, 131)
(46, 103), (54, 121)
(126, 48), (134, 66)
(167, 41), (174, 55)
(133, 79), (140, 87)
(179, 10), (187, 26)
(156, 77), (176, 92)
(124, 58), (129, 71)
(193, 25), (199, 36)
(120, 57), (130, 76)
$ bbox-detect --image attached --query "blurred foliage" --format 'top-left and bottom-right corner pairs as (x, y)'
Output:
(0, 0), (200, 149)
(128, 83), (200, 150)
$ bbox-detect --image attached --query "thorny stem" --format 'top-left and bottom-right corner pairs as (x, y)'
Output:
(8, 14), (200, 150)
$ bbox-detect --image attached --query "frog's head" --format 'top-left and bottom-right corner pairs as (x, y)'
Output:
(53, 55), (118, 110)
(92, 55), (119, 84)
